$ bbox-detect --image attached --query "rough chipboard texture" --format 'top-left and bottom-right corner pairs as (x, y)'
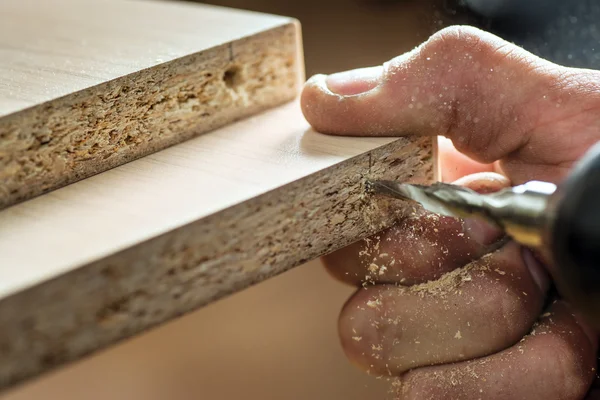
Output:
(0, 0), (301, 209)
(0, 134), (434, 390)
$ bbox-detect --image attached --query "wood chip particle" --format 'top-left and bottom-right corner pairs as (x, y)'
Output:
(494, 269), (506, 275)
(368, 263), (379, 273)
(455, 330), (462, 339)
(367, 299), (382, 308)
(330, 213), (345, 225)
(353, 336), (363, 342)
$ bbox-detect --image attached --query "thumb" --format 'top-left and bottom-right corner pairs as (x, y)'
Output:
(301, 26), (600, 181)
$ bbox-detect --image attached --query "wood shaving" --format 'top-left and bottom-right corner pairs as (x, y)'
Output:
(367, 298), (382, 308)
(368, 263), (379, 273)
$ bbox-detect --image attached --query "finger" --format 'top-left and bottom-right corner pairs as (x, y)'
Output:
(451, 172), (510, 194)
(338, 242), (549, 375)
(323, 212), (502, 286)
(399, 301), (597, 400)
(301, 25), (552, 158)
(438, 137), (495, 182)
(301, 25), (600, 183)
(586, 359), (600, 399)
(323, 172), (510, 286)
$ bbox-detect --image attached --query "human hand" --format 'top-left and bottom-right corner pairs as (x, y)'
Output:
(300, 26), (600, 399)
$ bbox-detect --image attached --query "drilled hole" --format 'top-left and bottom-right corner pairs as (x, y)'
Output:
(223, 66), (242, 89)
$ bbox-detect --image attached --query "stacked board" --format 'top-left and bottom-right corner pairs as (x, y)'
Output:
(0, 0), (436, 391)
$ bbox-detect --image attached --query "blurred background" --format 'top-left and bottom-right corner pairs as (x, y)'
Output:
(3, 0), (599, 399)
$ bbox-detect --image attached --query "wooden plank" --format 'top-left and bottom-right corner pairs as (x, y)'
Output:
(0, 261), (389, 400)
(0, 0), (302, 209)
(0, 100), (436, 390)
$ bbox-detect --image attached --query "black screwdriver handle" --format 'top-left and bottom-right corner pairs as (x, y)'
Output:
(550, 141), (600, 327)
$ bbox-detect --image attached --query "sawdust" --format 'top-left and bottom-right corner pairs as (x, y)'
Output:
(358, 234), (401, 286)
(367, 298), (382, 309)
(403, 254), (491, 299)
(390, 362), (485, 399)
(348, 196), (517, 397)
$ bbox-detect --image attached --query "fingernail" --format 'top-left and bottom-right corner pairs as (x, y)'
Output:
(521, 247), (550, 292)
(326, 66), (383, 96)
(451, 173), (511, 193)
(462, 218), (503, 245)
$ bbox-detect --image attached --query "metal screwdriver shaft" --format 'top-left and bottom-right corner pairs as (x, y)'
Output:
(367, 179), (557, 247)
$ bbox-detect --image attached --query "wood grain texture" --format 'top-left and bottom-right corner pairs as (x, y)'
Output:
(0, 101), (436, 390)
(0, 0), (302, 209)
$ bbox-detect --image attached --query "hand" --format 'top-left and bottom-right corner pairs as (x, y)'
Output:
(300, 26), (600, 399)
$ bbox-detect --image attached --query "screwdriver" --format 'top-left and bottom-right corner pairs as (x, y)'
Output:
(367, 141), (600, 328)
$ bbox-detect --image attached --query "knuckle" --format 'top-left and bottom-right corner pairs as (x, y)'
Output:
(452, 132), (499, 163)
(541, 335), (592, 399)
(481, 264), (541, 342)
(484, 288), (528, 342)
(452, 130), (505, 164)
(424, 26), (489, 55)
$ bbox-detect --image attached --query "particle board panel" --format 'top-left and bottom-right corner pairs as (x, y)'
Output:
(0, 0), (302, 209)
(0, 261), (389, 400)
(0, 101), (436, 390)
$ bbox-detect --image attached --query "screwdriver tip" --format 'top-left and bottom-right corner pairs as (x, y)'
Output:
(366, 180), (415, 201)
